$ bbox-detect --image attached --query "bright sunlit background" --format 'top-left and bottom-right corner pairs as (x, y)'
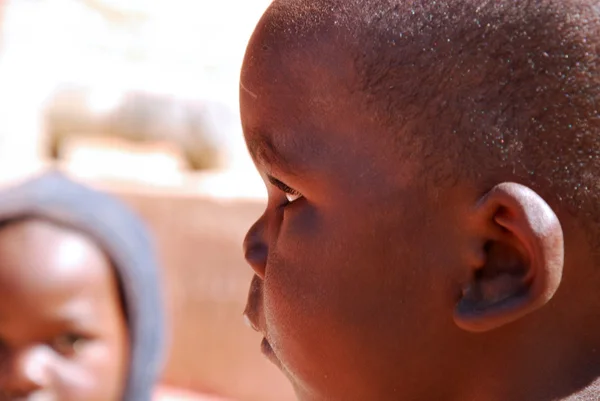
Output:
(0, 0), (270, 198)
(0, 1), (297, 401)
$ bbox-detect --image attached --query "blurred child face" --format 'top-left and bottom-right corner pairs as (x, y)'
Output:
(0, 218), (129, 401)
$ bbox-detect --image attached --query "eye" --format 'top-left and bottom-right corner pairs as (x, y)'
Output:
(51, 333), (87, 357)
(268, 176), (303, 204)
(284, 191), (302, 203)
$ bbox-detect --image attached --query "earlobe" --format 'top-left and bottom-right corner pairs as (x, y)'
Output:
(454, 183), (564, 333)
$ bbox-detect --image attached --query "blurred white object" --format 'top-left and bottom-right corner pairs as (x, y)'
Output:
(62, 135), (187, 186)
(0, 0), (271, 181)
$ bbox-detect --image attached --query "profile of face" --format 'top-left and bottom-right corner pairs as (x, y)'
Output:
(240, 4), (567, 401)
(0, 218), (129, 401)
(240, 16), (466, 401)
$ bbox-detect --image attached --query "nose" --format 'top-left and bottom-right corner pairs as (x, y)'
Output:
(243, 213), (268, 279)
(0, 346), (50, 397)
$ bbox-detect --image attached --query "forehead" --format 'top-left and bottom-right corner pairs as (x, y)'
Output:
(240, 12), (384, 173)
(0, 219), (114, 307)
(241, 3), (356, 101)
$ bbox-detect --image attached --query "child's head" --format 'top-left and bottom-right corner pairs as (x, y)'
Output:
(0, 217), (128, 400)
(241, 0), (600, 400)
(0, 172), (164, 400)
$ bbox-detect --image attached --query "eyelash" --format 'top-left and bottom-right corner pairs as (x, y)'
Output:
(268, 176), (303, 203)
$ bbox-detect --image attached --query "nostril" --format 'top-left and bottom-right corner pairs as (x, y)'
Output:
(244, 242), (268, 277)
(244, 240), (267, 260)
(244, 214), (269, 277)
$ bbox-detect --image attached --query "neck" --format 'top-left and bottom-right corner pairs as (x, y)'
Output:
(457, 307), (600, 401)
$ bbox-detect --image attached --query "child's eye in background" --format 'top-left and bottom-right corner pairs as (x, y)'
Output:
(268, 176), (303, 204)
(51, 332), (87, 357)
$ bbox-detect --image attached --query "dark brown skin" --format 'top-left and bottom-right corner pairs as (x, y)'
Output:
(241, 1), (600, 400)
(0, 218), (129, 401)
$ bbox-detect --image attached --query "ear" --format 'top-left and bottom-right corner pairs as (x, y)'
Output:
(454, 182), (564, 333)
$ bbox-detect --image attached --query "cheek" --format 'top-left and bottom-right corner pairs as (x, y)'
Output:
(261, 197), (462, 394)
(264, 207), (353, 331)
(262, 207), (427, 387)
(55, 333), (129, 401)
(266, 204), (423, 316)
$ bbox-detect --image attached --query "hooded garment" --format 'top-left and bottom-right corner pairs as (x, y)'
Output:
(0, 171), (165, 401)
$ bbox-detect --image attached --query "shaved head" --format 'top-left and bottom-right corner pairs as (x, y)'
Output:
(240, 1), (600, 400)
(250, 0), (600, 239)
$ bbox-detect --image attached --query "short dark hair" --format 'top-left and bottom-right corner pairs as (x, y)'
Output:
(267, 0), (600, 245)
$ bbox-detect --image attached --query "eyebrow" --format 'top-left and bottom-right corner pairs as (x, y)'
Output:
(246, 130), (296, 176)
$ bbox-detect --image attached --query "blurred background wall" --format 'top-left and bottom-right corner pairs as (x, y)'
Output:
(0, 1), (297, 400)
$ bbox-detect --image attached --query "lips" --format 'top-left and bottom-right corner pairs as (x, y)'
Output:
(261, 337), (275, 356)
(243, 313), (259, 331)
(243, 276), (284, 368)
(243, 274), (264, 334)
